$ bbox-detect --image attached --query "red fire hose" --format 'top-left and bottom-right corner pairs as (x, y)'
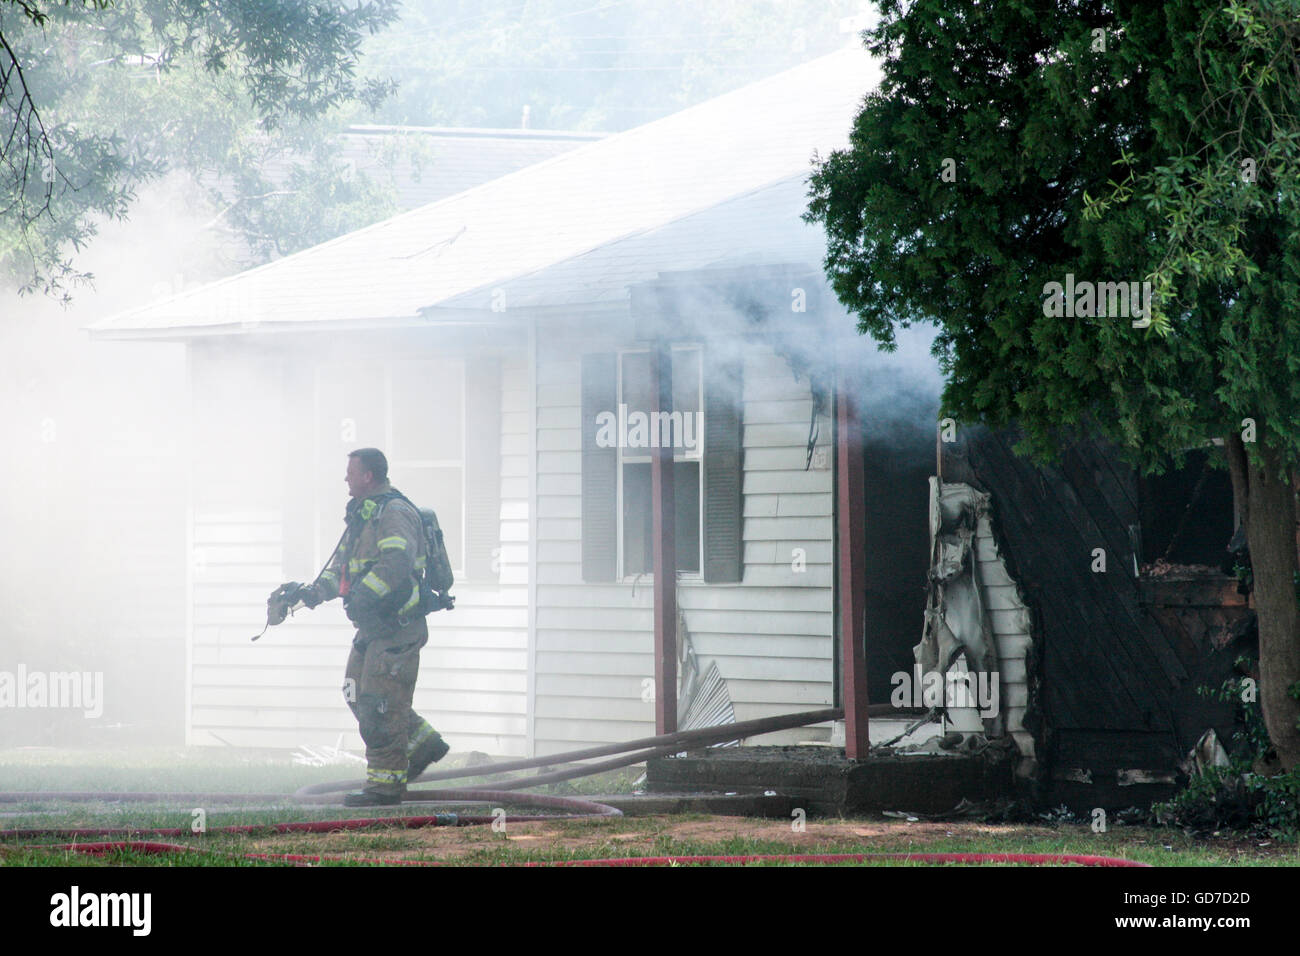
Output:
(0, 708), (1150, 866)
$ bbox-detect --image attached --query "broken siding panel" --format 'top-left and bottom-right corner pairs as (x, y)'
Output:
(970, 492), (1035, 775)
(983, 584), (1026, 611)
(533, 332), (834, 752)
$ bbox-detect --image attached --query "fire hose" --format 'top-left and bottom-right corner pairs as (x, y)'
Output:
(0, 707), (1149, 866)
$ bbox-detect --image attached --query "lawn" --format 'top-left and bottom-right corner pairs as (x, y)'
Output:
(1, 747), (1295, 867)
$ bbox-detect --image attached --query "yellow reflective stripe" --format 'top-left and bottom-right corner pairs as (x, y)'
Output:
(361, 571), (391, 597)
(415, 556), (427, 570)
(317, 570), (340, 598)
(407, 720), (436, 751)
(400, 586), (420, 614)
(366, 768), (406, 784)
(348, 558), (369, 574)
(378, 536), (408, 551)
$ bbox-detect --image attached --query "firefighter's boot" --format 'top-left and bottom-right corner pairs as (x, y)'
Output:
(407, 718), (450, 785)
(344, 789), (403, 808)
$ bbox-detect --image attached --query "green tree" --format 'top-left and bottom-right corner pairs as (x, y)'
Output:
(806, 0), (1300, 768)
(0, 0), (401, 299)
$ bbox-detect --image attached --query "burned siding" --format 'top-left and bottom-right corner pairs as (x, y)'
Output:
(920, 480), (1037, 772)
(941, 426), (1242, 808)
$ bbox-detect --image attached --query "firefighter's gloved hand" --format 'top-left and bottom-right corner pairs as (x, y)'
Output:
(296, 584), (324, 609)
(267, 582), (303, 626)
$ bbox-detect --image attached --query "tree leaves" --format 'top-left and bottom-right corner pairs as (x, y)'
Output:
(0, 0), (402, 299)
(806, 0), (1300, 476)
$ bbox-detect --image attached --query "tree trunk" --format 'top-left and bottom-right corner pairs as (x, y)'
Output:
(1225, 433), (1300, 771)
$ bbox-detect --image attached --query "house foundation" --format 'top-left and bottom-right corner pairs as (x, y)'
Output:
(646, 745), (1020, 817)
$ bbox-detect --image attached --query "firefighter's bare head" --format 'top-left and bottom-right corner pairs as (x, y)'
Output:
(346, 448), (388, 498)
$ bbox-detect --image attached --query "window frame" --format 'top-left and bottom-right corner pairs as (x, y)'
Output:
(614, 343), (705, 581)
(312, 358), (468, 575)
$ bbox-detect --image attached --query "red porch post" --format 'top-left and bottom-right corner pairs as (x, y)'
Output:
(649, 340), (678, 734)
(836, 364), (869, 757)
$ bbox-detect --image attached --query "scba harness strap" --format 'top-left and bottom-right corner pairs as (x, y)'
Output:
(347, 491), (455, 617)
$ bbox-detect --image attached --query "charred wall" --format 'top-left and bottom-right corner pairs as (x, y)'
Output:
(942, 426), (1247, 810)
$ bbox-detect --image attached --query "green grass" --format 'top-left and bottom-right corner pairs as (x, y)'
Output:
(6, 823), (1295, 867)
(2, 747), (1297, 867)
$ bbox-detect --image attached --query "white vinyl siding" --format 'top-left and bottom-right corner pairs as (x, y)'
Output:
(533, 320), (833, 755)
(186, 347), (529, 755)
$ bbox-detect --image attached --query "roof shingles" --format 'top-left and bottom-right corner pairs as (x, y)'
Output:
(89, 47), (879, 337)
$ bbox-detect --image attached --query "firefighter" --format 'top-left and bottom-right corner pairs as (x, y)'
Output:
(281, 448), (449, 807)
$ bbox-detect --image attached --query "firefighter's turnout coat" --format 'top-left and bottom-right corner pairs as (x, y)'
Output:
(314, 481), (427, 630)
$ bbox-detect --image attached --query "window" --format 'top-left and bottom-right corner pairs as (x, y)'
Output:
(617, 347), (703, 576)
(314, 359), (467, 573)
(581, 345), (743, 584)
(1138, 448), (1235, 570)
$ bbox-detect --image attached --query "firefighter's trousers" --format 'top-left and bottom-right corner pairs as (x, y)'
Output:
(343, 615), (434, 796)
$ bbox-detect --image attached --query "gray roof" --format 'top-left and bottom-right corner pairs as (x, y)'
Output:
(89, 46), (880, 338)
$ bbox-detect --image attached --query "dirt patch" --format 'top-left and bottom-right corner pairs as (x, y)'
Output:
(238, 816), (1297, 864)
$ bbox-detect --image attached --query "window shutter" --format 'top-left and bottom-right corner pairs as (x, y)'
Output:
(703, 348), (744, 583)
(465, 357), (501, 581)
(582, 352), (618, 582)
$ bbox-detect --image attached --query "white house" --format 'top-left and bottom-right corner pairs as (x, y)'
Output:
(90, 46), (1042, 766)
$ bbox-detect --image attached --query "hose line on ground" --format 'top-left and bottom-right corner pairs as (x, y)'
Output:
(1, 708), (1135, 868)
(298, 706), (843, 798)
